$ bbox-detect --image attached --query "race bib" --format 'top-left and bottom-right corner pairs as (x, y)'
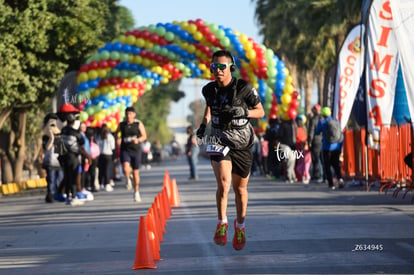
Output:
(205, 144), (230, 157)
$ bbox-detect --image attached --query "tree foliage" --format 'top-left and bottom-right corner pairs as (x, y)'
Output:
(253, 0), (362, 109)
(0, 0), (134, 183)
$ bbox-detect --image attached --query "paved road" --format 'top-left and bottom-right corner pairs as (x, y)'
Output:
(0, 156), (414, 275)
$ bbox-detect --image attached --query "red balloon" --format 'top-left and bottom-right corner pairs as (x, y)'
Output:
(291, 91), (299, 99)
(290, 98), (300, 109)
(287, 108), (297, 119)
(270, 105), (278, 114)
(108, 60), (118, 68)
(257, 58), (267, 67)
(141, 30), (150, 39)
(98, 60), (109, 69)
(80, 64), (89, 72)
(150, 33), (159, 43)
(89, 61), (99, 70)
(195, 18), (204, 27)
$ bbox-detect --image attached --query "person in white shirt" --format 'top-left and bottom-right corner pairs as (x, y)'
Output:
(97, 124), (116, 192)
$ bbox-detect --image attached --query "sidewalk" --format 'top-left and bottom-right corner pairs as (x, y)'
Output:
(0, 156), (413, 274)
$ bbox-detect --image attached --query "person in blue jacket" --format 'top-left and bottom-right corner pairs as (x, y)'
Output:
(315, 107), (345, 190)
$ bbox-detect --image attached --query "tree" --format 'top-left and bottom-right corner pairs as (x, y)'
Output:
(253, 0), (362, 112)
(0, 0), (134, 184)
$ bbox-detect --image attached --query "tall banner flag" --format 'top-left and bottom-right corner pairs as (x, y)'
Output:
(365, 0), (399, 148)
(389, 0), (414, 123)
(333, 24), (365, 130)
(323, 64), (337, 110)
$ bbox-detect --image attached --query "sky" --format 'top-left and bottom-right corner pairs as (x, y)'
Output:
(119, 0), (263, 122)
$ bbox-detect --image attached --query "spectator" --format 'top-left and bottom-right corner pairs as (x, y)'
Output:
(97, 124), (116, 192)
(141, 140), (152, 170)
(170, 136), (181, 160)
(185, 126), (200, 180)
(42, 113), (65, 203)
(295, 115), (311, 184)
(60, 113), (91, 205)
(315, 106), (344, 190)
(307, 104), (324, 182)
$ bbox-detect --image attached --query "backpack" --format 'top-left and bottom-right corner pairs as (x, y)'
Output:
(325, 118), (342, 143)
(54, 135), (68, 156)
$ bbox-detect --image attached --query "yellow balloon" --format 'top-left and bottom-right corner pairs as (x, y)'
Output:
(188, 24), (197, 34)
(144, 41), (154, 49)
(117, 35), (126, 44)
(239, 34), (248, 43)
(98, 69), (107, 78)
(285, 75), (293, 85)
(246, 49), (256, 60)
(142, 59), (151, 67)
(193, 31), (203, 41)
(198, 63), (207, 71)
(136, 38), (145, 47)
(88, 70), (98, 80)
(133, 55), (142, 64)
(126, 35), (136, 45)
(281, 93), (292, 105)
(283, 84), (294, 94)
(77, 72), (89, 83)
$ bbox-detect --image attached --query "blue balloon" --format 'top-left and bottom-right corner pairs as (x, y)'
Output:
(121, 44), (132, 53)
(112, 42), (123, 51)
(276, 60), (285, 71)
(131, 46), (141, 55)
(78, 82), (89, 92)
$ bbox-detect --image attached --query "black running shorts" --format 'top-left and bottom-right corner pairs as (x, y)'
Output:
(210, 148), (252, 178)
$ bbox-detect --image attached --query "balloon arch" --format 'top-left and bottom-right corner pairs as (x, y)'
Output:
(76, 19), (299, 132)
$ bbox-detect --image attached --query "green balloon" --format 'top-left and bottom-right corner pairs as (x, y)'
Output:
(156, 27), (166, 36)
(152, 45), (161, 54)
(221, 37), (230, 47)
(120, 53), (129, 62)
(100, 50), (110, 60)
(110, 51), (120, 60)
(167, 52), (176, 60)
(147, 24), (156, 33)
(160, 48), (168, 56)
(165, 32), (175, 41)
(111, 69), (120, 77)
(120, 70), (129, 78)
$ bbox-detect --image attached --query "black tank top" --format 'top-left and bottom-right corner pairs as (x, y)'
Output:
(120, 119), (141, 153)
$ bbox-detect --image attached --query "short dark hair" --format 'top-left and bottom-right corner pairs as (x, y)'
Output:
(125, 106), (136, 113)
(211, 50), (234, 63)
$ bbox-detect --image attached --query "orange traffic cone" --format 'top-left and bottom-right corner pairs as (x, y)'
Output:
(132, 216), (157, 270)
(151, 203), (163, 242)
(169, 178), (180, 207)
(146, 208), (161, 261)
(155, 195), (166, 233)
(163, 170), (171, 200)
(161, 189), (171, 219)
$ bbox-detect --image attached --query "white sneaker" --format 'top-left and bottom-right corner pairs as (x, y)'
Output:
(134, 191), (141, 202)
(126, 178), (132, 190)
(81, 188), (94, 201)
(109, 179), (115, 187)
(105, 184), (114, 192)
(69, 198), (85, 206)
